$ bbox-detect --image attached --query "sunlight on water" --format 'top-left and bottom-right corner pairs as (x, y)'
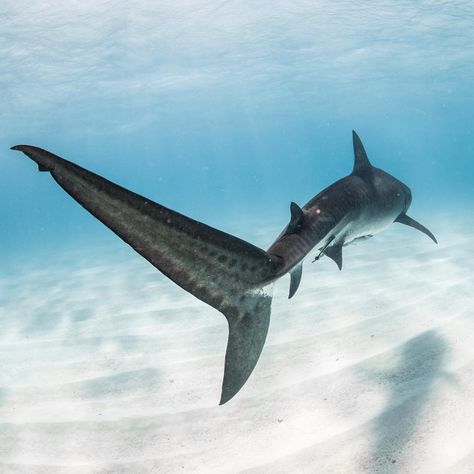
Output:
(1, 2), (474, 472)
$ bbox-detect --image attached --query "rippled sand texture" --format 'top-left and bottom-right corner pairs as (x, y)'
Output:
(1, 214), (473, 473)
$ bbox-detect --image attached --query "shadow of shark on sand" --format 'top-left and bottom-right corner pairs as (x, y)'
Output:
(368, 330), (454, 472)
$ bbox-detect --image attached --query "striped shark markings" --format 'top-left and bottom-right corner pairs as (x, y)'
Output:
(11, 131), (436, 404)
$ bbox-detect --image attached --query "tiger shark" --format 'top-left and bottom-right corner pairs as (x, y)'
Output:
(11, 131), (436, 404)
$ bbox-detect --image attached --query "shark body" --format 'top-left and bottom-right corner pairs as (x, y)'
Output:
(11, 131), (436, 404)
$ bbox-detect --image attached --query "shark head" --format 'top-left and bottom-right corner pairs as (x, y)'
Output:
(352, 131), (412, 214)
(401, 182), (412, 212)
(352, 131), (436, 244)
(387, 173), (413, 214)
(352, 130), (438, 243)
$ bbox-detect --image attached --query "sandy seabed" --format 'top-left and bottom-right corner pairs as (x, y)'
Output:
(1, 213), (473, 473)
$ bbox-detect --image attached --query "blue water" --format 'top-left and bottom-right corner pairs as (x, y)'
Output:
(2, 1), (473, 255)
(2, 4), (474, 471)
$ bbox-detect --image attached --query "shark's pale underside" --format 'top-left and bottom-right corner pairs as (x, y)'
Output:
(11, 131), (437, 404)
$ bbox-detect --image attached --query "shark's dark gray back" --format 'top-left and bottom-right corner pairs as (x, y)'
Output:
(267, 131), (436, 295)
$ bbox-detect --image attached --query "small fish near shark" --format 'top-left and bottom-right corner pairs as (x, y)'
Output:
(11, 131), (437, 404)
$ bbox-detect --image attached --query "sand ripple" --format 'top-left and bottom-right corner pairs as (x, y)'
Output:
(1, 217), (473, 473)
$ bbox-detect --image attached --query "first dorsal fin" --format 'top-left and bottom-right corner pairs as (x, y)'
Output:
(286, 202), (304, 234)
(352, 130), (372, 176)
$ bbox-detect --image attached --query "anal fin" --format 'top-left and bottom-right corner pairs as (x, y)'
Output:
(288, 263), (303, 299)
(395, 213), (437, 244)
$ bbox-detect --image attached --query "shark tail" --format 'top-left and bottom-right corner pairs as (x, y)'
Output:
(219, 288), (273, 404)
(11, 145), (282, 404)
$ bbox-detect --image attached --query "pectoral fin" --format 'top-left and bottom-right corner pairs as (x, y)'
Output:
(395, 213), (437, 244)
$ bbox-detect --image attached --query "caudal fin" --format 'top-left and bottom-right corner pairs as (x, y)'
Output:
(220, 289), (273, 404)
(11, 144), (281, 404)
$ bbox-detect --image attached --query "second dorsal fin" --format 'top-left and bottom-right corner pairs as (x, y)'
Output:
(352, 130), (372, 176)
(286, 202), (303, 234)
